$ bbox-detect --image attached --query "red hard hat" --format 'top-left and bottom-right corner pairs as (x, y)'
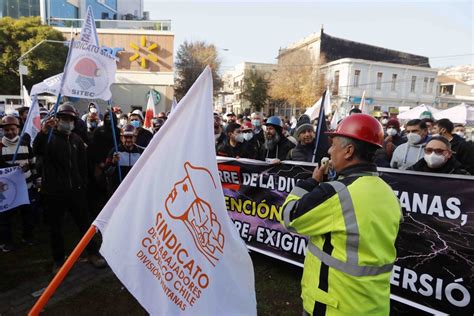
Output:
(326, 113), (384, 148)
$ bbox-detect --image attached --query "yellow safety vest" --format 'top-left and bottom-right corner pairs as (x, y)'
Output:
(279, 170), (402, 315)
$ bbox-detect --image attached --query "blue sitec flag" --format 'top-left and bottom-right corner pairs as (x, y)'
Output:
(0, 167), (29, 213)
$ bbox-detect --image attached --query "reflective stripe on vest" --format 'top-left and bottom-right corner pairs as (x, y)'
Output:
(326, 181), (359, 266)
(308, 180), (393, 277)
(281, 186), (308, 230)
(308, 242), (393, 277)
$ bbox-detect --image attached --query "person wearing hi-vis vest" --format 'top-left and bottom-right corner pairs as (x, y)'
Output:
(278, 114), (402, 316)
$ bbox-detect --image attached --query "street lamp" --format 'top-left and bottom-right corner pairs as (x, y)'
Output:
(17, 39), (67, 105)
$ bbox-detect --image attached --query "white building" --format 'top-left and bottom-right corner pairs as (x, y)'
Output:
(320, 58), (438, 116)
(218, 62), (277, 115)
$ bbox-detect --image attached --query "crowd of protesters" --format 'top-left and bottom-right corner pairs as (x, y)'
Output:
(214, 108), (474, 175)
(0, 101), (166, 273)
(1, 100), (473, 275)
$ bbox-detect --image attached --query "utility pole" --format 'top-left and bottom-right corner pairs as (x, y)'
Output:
(17, 40), (67, 105)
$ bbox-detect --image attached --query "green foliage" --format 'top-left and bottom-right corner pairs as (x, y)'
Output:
(174, 41), (223, 100)
(0, 16), (68, 95)
(242, 70), (270, 112)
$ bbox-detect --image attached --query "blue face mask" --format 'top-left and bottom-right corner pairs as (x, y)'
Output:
(130, 120), (141, 128)
(252, 120), (261, 127)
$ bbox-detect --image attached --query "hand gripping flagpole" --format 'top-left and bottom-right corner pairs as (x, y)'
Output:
(108, 101), (122, 182)
(28, 225), (97, 316)
(12, 95), (37, 163)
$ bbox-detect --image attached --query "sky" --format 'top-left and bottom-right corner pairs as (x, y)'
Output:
(144, 0), (473, 72)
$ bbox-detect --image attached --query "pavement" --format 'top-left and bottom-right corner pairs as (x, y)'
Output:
(0, 260), (112, 316)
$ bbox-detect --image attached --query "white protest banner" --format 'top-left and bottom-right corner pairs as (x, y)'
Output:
(94, 66), (257, 315)
(80, 6), (99, 46)
(30, 73), (63, 97)
(22, 96), (41, 145)
(61, 40), (116, 101)
(0, 167), (29, 213)
(22, 86), (32, 107)
(171, 97), (178, 112)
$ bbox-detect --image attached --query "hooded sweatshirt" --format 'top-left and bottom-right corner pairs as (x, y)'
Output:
(390, 137), (429, 170)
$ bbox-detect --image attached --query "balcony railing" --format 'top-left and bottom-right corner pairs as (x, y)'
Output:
(48, 18), (171, 31)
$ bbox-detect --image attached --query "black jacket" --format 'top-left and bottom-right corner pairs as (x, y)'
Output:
(33, 130), (88, 195)
(257, 135), (295, 161)
(409, 156), (470, 175)
(89, 123), (121, 165)
(136, 127), (153, 148)
(104, 144), (143, 193)
(287, 141), (316, 162)
(216, 139), (255, 159)
(450, 134), (474, 174)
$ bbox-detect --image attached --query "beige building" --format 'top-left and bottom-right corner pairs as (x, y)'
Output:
(218, 62), (277, 115)
(437, 75), (474, 108)
(56, 22), (174, 114)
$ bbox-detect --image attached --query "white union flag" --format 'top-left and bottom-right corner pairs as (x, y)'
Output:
(94, 66), (257, 315)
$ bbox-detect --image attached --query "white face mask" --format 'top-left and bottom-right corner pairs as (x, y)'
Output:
(243, 132), (253, 141)
(119, 119), (128, 127)
(424, 152), (446, 168)
(386, 128), (397, 136)
(235, 133), (244, 143)
(455, 131), (465, 138)
(407, 132), (422, 145)
(381, 118), (388, 125)
(90, 107), (98, 113)
(57, 120), (75, 134)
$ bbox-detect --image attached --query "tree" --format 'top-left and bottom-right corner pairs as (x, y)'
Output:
(269, 49), (325, 111)
(174, 41), (223, 100)
(0, 16), (68, 95)
(242, 70), (270, 112)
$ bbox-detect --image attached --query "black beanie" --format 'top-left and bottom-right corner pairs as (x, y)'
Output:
(294, 114), (313, 137)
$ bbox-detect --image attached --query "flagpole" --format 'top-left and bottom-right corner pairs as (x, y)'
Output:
(28, 225), (97, 316)
(12, 96), (37, 163)
(47, 38), (75, 143)
(108, 101), (122, 182)
(312, 90), (327, 163)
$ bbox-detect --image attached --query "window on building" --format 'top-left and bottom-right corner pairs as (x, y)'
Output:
(376, 72), (383, 90)
(391, 74), (397, 91)
(332, 71), (340, 95)
(410, 76), (417, 93)
(428, 78), (435, 93)
(423, 77), (429, 93)
(440, 85), (454, 95)
(354, 70), (360, 88)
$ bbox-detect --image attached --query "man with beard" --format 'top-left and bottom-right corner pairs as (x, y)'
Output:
(258, 116), (295, 162)
(287, 115), (316, 162)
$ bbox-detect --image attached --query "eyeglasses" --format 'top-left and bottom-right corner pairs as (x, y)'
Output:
(424, 148), (448, 155)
